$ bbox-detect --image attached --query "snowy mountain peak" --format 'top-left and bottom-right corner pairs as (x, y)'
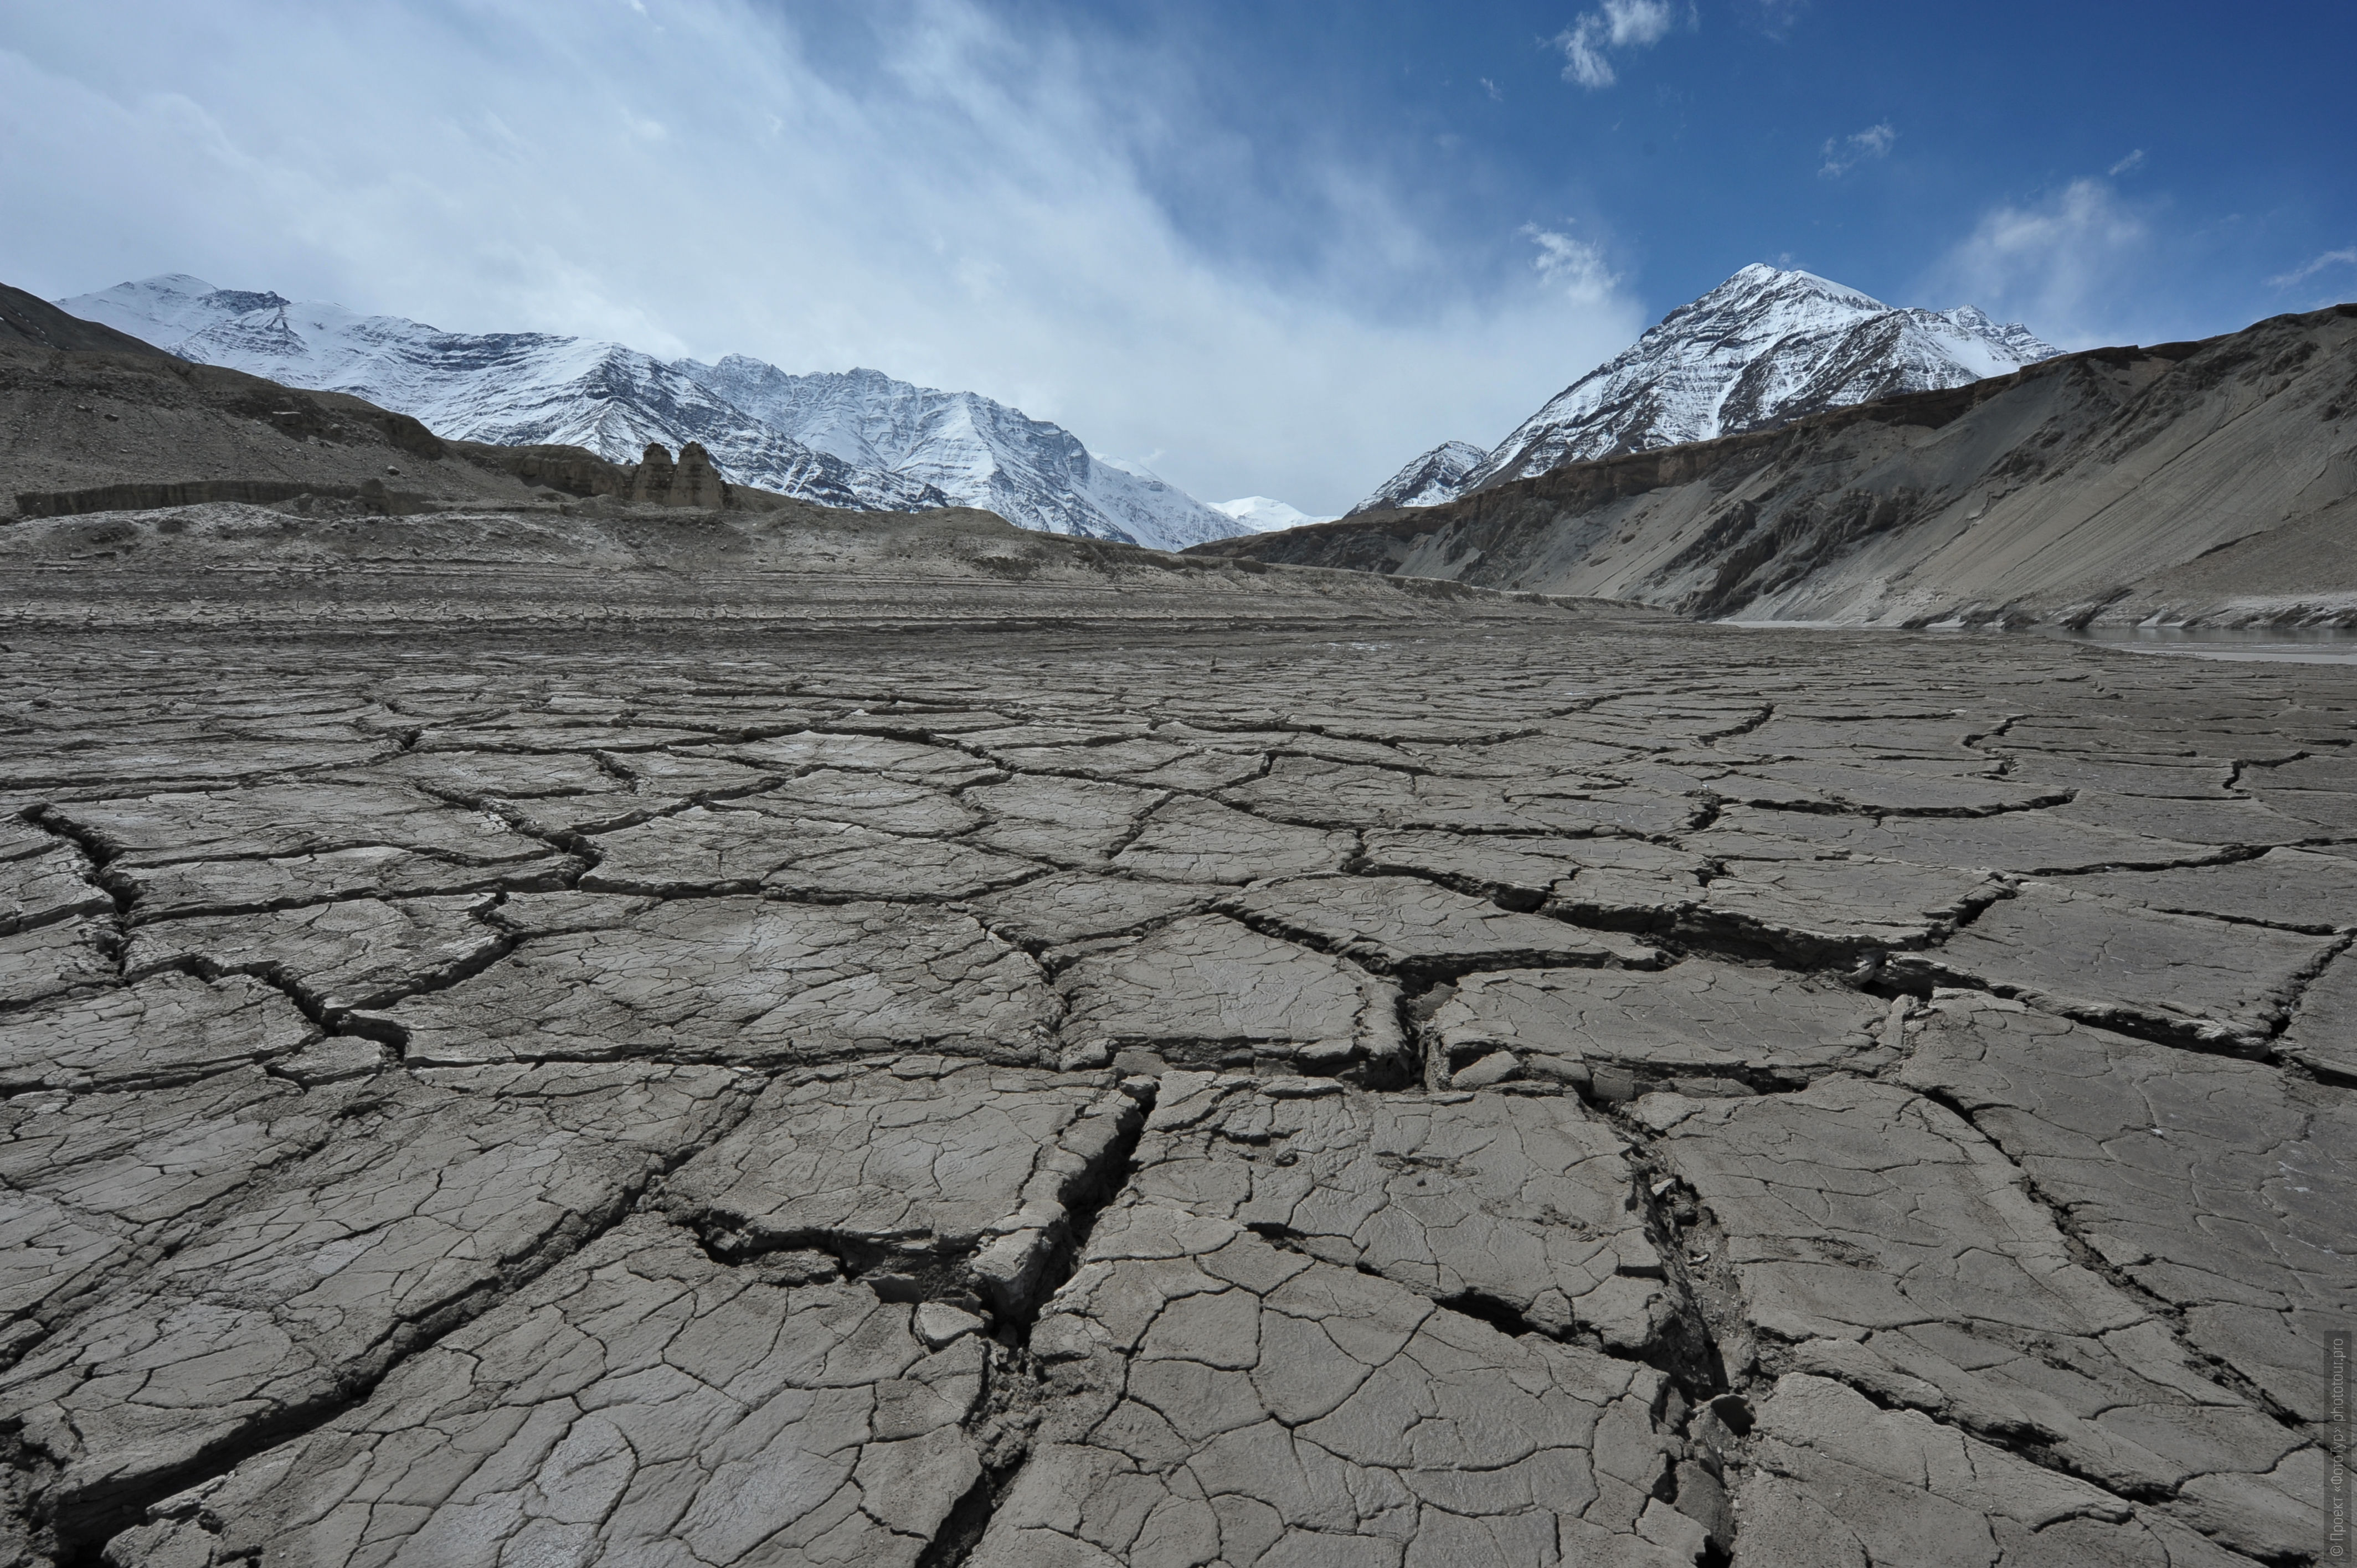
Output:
(1350, 266), (2058, 514)
(1349, 440), (1488, 515)
(60, 276), (1250, 551)
(1713, 262), (1884, 312)
(1211, 497), (1338, 534)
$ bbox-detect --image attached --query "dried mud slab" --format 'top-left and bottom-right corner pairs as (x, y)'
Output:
(121, 894), (504, 1018)
(2060, 845), (2357, 932)
(107, 1217), (992, 1568)
(1228, 873), (1656, 978)
(579, 807), (893, 895)
(1109, 795), (1355, 884)
(0, 1068), (348, 1336)
(974, 1201), (1709, 1568)
(1428, 962), (1891, 1097)
(1999, 755), (2239, 798)
(47, 783), (544, 868)
(1640, 1077), (2319, 1560)
(662, 1059), (1145, 1318)
(760, 834), (1041, 902)
(739, 768), (983, 835)
(2240, 785), (2357, 834)
(2051, 791), (2318, 848)
(1716, 759), (2066, 816)
(596, 745), (777, 798)
(343, 746), (626, 801)
(2281, 950), (2357, 1082)
(0, 740), (393, 794)
(1669, 857), (2002, 962)
(1056, 913), (1405, 1080)
(1129, 1073), (1674, 1352)
(0, 915), (115, 1007)
(1900, 993), (2357, 1427)
(590, 801), (1040, 902)
(0, 839), (110, 936)
(967, 869), (1222, 948)
(1897, 881), (2339, 1049)
(716, 730), (1002, 786)
(1224, 757), (1700, 837)
(966, 773), (1165, 864)
(1, 1063), (753, 1544)
(1736, 1375), (2262, 1568)
(114, 844), (578, 923)
(1697, 803), (2228, 875)
(0, 972), (316, 1094)
(1359, 829), (1710, 910)
(989, 736), (1268, 792)
(412, 721), (722, 752)
(374, 896), (1059, 1069)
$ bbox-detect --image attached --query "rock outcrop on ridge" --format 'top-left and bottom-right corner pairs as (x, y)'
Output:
(1205, 301), (2357, 630)
(0, 522), (2348, 1566)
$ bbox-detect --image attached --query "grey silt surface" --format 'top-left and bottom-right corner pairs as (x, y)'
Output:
(0, 604), (2344, 1567)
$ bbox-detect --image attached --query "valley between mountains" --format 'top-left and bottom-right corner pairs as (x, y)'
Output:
(0, 270), (2350, 1568)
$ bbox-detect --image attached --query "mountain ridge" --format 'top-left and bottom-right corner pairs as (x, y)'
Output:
(1348, 264), (2057, 514)
(60, 275), (1249, 550)
(1195, 302), (2357, 632)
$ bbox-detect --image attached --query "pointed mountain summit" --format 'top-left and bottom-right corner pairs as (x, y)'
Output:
(1352, 265), (2057, 512)
(1349, 440), (1488, 516)
(59, 277), (1250, 550)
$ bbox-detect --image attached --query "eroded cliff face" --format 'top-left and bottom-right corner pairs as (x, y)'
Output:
(1214, 303), (2357, 630)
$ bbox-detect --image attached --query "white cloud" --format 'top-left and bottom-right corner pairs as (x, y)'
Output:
(1522, 226), (1618, 305)
(0, 0), (1645, 515)
(1818, 121), (1895, 178)
(1553, 0), (1680, 90)
(1480, 76), (1502, 101)
(2268, 247), (2357, 290)
(2107, 148), (2144, 177)
(1921, 177), (2150, 347)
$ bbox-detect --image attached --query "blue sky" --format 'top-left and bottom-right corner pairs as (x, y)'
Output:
(3, 1), (2352, 512)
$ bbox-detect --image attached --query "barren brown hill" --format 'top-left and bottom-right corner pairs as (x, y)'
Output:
(0, 283), (176, 358)
(1192, 302), (2357, 630)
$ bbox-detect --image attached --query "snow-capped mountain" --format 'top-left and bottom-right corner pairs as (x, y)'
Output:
(1353, 265), (2058, 511)
(1210, 497), (1337, 534)
(676, 357), (1244, 550)
(61, 276), (1250, 549)
(1347, 441), (1487, 515)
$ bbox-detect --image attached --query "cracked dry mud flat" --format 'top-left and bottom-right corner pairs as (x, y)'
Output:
(0, 621), (2351, 1568)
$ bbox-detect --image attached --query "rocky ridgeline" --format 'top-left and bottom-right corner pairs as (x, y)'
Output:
(0, 607), (2348, 1568)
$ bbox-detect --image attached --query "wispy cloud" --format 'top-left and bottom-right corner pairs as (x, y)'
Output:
(2268, 247), (2357, 289)
(1522, 225), (1617, 305)
(1553, 0), (1681, 90)
(2107, 148), (2144, 177)
(1819, 121), (1895, 178)
(1922, 176), (2150, 347)
(1480, 76), (1502, 101)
